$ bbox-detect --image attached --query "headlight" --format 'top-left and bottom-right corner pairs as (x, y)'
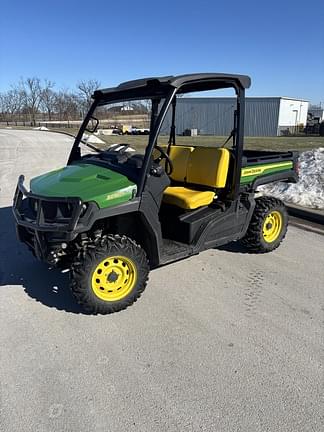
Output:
(80, 203), (88, 217)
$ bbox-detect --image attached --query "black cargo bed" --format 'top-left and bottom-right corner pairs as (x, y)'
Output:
(242, 150), (297, 167)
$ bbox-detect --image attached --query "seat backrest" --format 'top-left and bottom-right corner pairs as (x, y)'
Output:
(152, 145), (194, 182)
(187, 147), (230, 188)
(168, 146), (194, 182)
(153, 145), (230, 188)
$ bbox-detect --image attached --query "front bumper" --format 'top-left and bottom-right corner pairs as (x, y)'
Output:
(13, 175), (84, 232)
(12, 175), (93, 262)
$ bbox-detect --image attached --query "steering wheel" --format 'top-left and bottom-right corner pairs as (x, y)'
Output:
(154, 145), (174, 175)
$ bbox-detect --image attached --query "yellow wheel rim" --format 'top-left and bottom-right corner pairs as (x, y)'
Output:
(91, 255), (137, 302)
(262, 211), (283, 243)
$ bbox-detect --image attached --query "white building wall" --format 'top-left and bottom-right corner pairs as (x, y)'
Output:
(277, 98), (309, 134)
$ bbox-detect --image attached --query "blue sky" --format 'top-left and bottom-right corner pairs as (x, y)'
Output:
(1, 0), (323, 103)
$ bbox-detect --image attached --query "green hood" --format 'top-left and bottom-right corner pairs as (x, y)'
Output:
(30, 163), (137, 209)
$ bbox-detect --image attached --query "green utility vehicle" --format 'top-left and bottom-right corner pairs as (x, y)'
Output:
(13, 74), (298, 314)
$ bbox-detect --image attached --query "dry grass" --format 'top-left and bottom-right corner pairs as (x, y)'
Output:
(2, 126), (323, 153)
(95, 134), (324, 154)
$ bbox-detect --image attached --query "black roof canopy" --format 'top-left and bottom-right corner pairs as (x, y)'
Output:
(93, 73), (251, 102)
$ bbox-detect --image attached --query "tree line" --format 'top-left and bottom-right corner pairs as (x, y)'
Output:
(0, 78), (101, 125)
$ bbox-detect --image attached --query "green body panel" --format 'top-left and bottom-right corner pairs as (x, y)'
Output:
(30, 163), (137, 209)
(240, 161), (293, 185)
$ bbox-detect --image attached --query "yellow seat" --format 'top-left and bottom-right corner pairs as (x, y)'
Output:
(153, 145), (194, 182)
(168, 145), (194, 181)
(187, 147), (230, 188)
(161, 146), (230, 210)
(163, 187), (215, 210)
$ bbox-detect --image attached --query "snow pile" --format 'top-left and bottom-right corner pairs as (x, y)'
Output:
(82, 133), (105, 144)
(259, 147), (324, 209)
(33, 126), (49, 131)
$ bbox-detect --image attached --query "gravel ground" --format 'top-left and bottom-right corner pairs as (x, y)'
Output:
(0, 129), (323, 432)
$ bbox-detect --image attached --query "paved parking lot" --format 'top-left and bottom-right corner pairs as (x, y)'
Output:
(0, 130), (323, 432)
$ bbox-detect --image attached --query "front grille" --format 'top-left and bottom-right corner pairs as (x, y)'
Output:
(13, 175), (83, 232)
(22, 198), (75, 223)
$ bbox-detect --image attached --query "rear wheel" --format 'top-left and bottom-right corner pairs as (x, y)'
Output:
(70, 235), (149, 314)
(241, 196), (288, 253)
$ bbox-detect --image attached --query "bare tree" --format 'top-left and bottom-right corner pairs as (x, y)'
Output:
(0, 77), (102, 124)
(0, 93), (8, 121)
(40, 79), (56, 121)
(20, 77), (43, 125)
(77, 79), (101, 113)
(54, 90), (80, 121)
(0, 87), (24, 122)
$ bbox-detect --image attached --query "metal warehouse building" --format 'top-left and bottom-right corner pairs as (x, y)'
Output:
(162, 97), (309, 137)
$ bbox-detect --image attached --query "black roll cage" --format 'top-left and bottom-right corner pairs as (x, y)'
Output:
(68, 73), (250, 201)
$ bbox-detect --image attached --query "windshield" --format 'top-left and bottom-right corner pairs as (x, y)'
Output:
(81, 99), (155, 155)
(78, 88), (239, 160)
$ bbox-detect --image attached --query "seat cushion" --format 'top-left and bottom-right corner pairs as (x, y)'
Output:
(163, 186), (215, 210)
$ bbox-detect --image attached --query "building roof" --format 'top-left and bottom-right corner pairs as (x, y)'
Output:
(277, 96), (309, 102)
(178, 96), (309, 102)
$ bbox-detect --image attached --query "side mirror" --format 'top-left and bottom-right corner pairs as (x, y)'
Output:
(86, 116), (99, 133)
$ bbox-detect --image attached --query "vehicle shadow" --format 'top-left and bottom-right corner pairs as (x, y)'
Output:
(216, 241), (250, 254)
(0, 205), (86, 314)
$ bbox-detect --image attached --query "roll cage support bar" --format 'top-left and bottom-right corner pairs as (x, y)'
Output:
(68, 101), (98, 164)
(67, 79), (246, 201)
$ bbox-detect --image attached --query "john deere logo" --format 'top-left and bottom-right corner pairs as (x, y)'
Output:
(106, 185), (136, 201)
(242, 167), (263, 176)
(106, 191), (126, 200)
(241, 162), (293, 178)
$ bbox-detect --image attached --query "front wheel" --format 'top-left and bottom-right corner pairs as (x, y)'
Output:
(70, 235), (149, 314)
(240, 196), (288, 253)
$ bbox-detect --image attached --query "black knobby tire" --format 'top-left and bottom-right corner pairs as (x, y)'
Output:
(240, 196), (288, 253)
(70, 234), (149, 314)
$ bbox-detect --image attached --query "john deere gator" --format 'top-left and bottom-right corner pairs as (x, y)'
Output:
(13, 73), (298, 314)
